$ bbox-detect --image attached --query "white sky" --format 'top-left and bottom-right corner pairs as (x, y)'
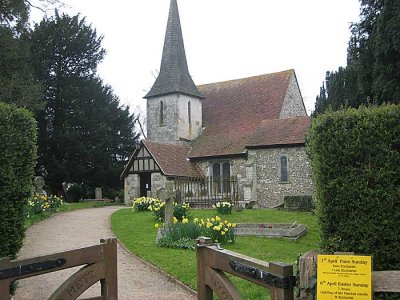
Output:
(32, 0), (361, 115)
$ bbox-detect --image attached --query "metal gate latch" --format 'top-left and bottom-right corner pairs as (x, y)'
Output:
(229, 260), (296, 289)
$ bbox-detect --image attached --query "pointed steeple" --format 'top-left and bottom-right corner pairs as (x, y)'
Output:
(145, 0), (204, 99)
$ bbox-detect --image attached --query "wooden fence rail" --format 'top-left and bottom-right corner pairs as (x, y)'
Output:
(0, 238), (117, 300)
(196, 237), (295, 300)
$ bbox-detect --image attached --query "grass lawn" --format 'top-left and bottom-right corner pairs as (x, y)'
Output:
(112, 208), (320, 299)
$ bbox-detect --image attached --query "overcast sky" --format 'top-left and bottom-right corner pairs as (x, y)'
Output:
(32, 0), (361, 115)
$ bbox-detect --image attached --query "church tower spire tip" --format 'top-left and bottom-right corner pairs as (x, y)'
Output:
(144, 0), (204, 99)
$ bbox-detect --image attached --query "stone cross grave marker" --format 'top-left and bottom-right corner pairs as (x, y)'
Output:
(158, 181), (176, 226)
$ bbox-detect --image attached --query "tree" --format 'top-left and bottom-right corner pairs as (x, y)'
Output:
(0, 26), (44, 110)
(0, 0), (29, 29)
(314, 0), (400, 114)
(371, 0), (400, 103)
(0, 0), (43, 111)
(314, 67), (364, 115)
(30, 12), (138, 195)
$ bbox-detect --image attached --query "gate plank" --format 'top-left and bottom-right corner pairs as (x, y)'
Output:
(373, 271), (400, 292)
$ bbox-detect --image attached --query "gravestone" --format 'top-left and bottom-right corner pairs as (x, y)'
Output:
(33, 176), (46, 196)
(95, 187), (102, 200)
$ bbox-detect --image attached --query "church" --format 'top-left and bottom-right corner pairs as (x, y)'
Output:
(121, 0), (313, 208)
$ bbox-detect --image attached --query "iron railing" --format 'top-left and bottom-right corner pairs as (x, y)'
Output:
(174, 176), (240, 208)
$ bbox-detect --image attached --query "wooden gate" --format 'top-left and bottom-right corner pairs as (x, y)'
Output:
(0, 238), (117, 300)
(196, 237), (295, 300)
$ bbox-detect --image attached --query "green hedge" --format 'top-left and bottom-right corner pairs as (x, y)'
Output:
(0, 102), (37, 259)
(307, 105), (400, 270)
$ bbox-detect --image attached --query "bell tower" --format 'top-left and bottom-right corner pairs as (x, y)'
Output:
(144, 0), (204, 142)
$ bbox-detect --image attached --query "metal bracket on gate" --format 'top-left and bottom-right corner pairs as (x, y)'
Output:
(0, 258), (66, 280)
(229, 260), (296, 289)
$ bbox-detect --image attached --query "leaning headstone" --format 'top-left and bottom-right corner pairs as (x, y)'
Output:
(33, 176), (46, 196)
(95, 187), (102, 200)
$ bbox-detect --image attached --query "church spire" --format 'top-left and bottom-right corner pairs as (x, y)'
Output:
(145, 0), (204, 99)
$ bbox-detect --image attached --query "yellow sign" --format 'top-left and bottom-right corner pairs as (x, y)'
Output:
(317, 254), (372, 300)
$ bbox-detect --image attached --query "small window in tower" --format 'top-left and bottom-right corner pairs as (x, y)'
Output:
(280, 156), (288, 182)
(188, 101), (192, 134)
(159, 101), (164, 127)
(188, 101), (192, 125)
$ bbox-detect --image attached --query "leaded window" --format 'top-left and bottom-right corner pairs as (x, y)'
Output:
(212, 162), (231, 193)
(280, 156), (288, 182)
(159, 101), (164, 126)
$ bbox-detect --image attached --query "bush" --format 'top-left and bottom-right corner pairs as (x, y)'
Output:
(156, 215), (236, 248)
(0, 103), (37, 259)
(27, 194), (64, 216)
(132, 196), (160, 212)
(148, 201), (190, 222)
(213, 201), (233, 214)
(307, 105), (400, 271)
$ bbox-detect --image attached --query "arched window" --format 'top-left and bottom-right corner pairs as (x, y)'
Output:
(280, 156), (288, 182)
(159, 101), (164, 126)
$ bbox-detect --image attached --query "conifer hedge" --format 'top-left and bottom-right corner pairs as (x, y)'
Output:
(0, 102), (37, 259)
(307, 105), (400, 270)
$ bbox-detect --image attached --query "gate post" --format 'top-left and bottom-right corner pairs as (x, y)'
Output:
(297, 250), (319, 300)
(0, 257), (11, 299)
(196, 237), (213, 300)
(100, 238), (118, 299)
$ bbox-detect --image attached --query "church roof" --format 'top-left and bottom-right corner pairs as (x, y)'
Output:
(246, 117), (311, 148)
(189, 70), (295, 158)
(143, 140), (203, 177)
(144, 0), (204, 99)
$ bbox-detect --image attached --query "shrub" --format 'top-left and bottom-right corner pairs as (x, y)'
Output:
(132, 196), (160, 212)
(156, 215), (236, 248)
(199, 216), (236, 244)
(27, 194), (64, 216)
(213, 201), (233, 214)
(0, 103), (37, 259)
(173, 202), (190, 221)
(148, 201), (190, 222)
(307, 105), (400, 271)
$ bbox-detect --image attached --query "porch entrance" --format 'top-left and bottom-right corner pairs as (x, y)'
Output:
(140, 172), (152, 197)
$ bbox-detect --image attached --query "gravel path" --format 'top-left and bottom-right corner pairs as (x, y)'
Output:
(13, 206), (197, 300)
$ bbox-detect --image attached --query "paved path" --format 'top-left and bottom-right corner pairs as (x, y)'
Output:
(14, 206), (197, 300)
